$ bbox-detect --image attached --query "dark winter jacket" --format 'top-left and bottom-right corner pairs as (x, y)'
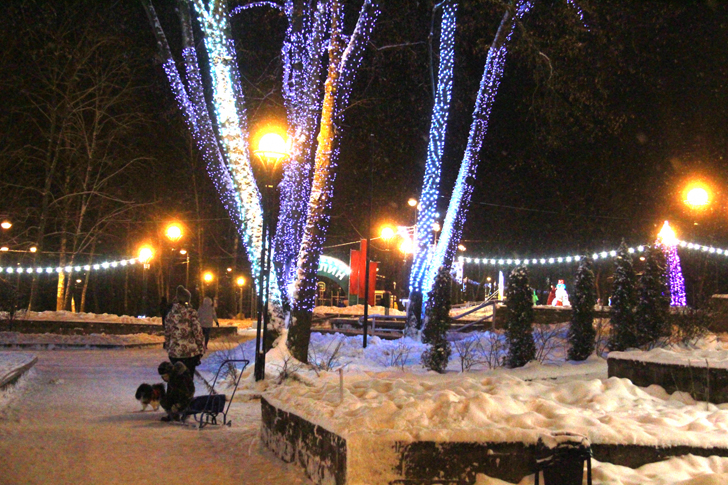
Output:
(159, 361), (195, 415)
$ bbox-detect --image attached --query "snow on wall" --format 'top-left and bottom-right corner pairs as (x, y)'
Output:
(265, 371), (728, 454)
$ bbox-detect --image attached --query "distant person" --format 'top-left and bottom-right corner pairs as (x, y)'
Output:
(165, 285), (204, 382)
(547, 285), (556, 306)
(381, 290), (391, 316)
(198, 296), (219, 351)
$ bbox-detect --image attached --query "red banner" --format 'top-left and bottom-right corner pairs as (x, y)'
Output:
(357, 239), (368, 298)
(349, 249), (360, 296)
(367, 261), (378, 306)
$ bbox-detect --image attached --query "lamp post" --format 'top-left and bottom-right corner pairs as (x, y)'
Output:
(179, 249), (190, 288)
(253, 131), (288, 381)
(236, 276), (245, 317)
(138, 245), (154, 316)
(165, 223), (183, 298)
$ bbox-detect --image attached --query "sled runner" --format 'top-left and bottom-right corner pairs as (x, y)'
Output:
(183, 359), (249, 429)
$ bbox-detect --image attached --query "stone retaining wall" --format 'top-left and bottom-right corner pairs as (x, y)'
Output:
(262, 397), (728, 485)
(608, 355), (728, 404)
(0, 319), (237, 338)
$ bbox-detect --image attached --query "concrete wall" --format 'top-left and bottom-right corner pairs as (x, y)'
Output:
(492, 306), (611, 329)
(608, 355), (728, 404)
(261, 397), (728, 485)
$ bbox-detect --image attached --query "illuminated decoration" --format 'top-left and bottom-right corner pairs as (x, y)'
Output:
(317, 255), (351, 287)
(423, 1), (533, 301)
(656, 221), (687, 307)
(409, 1), (458, 296)
(291, 0), (381, 314)
(141, 1), (282, 316)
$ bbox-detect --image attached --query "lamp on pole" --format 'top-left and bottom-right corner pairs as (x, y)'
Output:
(179, 249), (190, 288)
(138, 245), (154, 316)
(236, 276), (245, 317)
(253, 131), (288, 381)
(165, 223), (183, 298)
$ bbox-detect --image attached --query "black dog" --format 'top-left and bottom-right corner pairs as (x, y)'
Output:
(135, 383), (166, 411)
(157, 361), (194, 422)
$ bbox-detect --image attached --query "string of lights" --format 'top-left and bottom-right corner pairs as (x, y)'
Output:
(292, 0), (380, 313)
(456, 240), (728, 267)
(410, 1), (458, 296)
(273, 1), (329, 306)
(424, 0), (532, 302)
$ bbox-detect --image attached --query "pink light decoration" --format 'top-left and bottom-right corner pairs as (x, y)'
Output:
(656, 221), (687, 307)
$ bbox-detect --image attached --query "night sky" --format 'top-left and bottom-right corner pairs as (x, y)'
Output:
(2, 0), (728, 308)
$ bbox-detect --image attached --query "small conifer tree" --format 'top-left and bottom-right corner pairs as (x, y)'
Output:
(635, 245), (671, 348)
(609, 240), (638, 351)
(505, 265), (536, 368)
(568, 258), (597, 361)
(421, 267), (452, 373)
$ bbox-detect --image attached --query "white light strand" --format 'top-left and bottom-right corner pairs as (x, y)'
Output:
(457, 240), (728, 266)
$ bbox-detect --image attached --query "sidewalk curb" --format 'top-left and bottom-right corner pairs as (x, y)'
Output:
(0, 356), (38, 389)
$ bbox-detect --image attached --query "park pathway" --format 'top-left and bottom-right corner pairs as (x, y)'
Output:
(0, 349), (308, 485)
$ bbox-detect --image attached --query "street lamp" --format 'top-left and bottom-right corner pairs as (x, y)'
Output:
(179, 249), (190, 288)
(1, 221), (11, 230)
(138, 245), (154, 316)
(380, 226), (395, 241)
(203, 271), (214, 283)
(165, 223), (183, 243)
(253, 130), (288, 381)
(236, 276), (245, 317)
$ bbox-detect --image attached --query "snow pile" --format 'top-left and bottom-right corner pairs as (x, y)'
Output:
(476, 455), (728, 485)
(0, 331), (163, 346)
(265, 369), (728, 448)
(6, 310), (163, 325)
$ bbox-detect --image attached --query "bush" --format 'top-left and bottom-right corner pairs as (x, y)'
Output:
(505, 266), (536, 368)
(568, 257), (597, 361)
(669, 308), (711, 346)
(609, 241), (638, 351)
(635, 245), (671, 348)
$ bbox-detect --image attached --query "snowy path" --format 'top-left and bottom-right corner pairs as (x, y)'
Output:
(0, 349), (309, 485)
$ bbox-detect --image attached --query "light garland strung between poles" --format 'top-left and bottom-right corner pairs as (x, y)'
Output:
(457, 240), (728, 267)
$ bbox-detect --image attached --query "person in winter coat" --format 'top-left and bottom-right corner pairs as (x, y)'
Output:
(158, 361), (194, 422)
(165, 285), (204, 381)
(198, 296), (219, 351)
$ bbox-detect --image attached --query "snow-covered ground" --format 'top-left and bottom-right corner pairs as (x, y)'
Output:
(5, 327), (728, 483)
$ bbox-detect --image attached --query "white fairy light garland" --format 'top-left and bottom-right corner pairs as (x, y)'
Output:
(457, 240), (728, 266)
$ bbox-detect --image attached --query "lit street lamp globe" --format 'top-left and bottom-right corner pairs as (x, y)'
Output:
(256, 132), (288, 164)
(380, 226), (395, 241)
(1, 221), (11, 230)
(138, 246), (154, 264)
(203, 271), (214, 283)
(685, 187), (710, 209)
(165, 223), (183, 243)
(236, 276), (245, 287)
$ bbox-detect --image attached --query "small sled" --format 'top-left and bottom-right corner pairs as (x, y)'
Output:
(183, 359), (249, 429)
